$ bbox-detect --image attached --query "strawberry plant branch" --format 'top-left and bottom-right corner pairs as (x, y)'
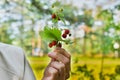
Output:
(40, 4), (72, 48)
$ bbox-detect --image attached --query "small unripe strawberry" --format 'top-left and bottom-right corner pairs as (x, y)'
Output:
(52, 40), (57, 46)
(58, 17), (60, 20)
(62, 34), (67, 38)
(64, 29), (70, 34)
(52, 5), (54, 8)
(49, 43), (53, 48)
(52, 14), (56, 19)
(69, 33), (71, 36)
(60, 8), (63, 12)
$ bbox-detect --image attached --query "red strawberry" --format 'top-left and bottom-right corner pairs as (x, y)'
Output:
(49, 43), (53, 48)
(62, 34), (67, 38)
(52, 40), (57, 46)
(52, 14), (56, 19)
(64, 29), (70, 34)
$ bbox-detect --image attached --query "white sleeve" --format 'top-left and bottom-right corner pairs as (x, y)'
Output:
(0, 43), (36, 80)
(22, 55), (36, 80)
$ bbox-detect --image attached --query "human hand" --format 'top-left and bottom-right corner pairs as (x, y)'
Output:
(42, 47), (71, 80)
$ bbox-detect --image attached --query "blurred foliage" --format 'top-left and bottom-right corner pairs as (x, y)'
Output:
(29, 55), (120, 80)
(0, 0), (120, 80)
(0, 0), (120, 57)
(77, 15), (94, 27)
(0, 0), (120, 56)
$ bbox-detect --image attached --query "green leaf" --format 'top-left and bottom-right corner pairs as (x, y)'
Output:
(61, 18), (66, 25)
(40, 27), (62, 42)
(57, 13), (64, 17)
(52, 18), (58, 23)
(62, 39), (73, 44)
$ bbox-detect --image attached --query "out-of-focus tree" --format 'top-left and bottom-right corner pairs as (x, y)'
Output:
(94, 5), (120, 79)
(0, 24), (13, 44)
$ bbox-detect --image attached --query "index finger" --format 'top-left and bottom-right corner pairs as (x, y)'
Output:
(54, 47), (71, 59)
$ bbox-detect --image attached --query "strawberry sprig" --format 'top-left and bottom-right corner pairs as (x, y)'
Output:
(40, 27), (72, 48)
(51, 5), (65, 24)
(40, 5), (72, 48)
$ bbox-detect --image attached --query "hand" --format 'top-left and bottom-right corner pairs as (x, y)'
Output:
(42, 47), (71, 80)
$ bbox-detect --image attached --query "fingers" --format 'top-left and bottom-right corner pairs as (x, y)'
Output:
(54, 47), (71, 59)
(50, 61), (66, 80)
(42, 67), (58, 80)
(48, 52), (69, 65)
(48, 48), (71, 79)
(42, 60), (66, 80)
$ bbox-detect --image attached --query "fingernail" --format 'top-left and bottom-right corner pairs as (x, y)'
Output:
(48, 52), (56, 56)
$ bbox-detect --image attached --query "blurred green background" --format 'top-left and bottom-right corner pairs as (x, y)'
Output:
(0, 0), (120, 80)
